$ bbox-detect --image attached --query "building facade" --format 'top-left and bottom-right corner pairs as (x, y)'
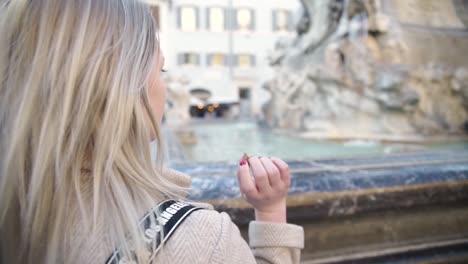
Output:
(147, 0), (300, 118)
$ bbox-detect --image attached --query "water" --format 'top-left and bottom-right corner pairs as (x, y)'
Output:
(179, 121), (468, 162)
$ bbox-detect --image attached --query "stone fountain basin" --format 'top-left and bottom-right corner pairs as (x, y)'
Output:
(174, 150), (468, 263)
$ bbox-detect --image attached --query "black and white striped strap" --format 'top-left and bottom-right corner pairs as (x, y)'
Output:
(106, 200), (202, 264)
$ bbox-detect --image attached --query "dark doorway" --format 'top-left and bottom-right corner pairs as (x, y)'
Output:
(239, 87), (252, 118)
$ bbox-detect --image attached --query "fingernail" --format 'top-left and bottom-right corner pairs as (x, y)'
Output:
(239, 153), (249, 166)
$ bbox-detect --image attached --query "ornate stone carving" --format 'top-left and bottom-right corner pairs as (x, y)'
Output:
(165, 76), (197, 145)
(264, 0), (468, 139)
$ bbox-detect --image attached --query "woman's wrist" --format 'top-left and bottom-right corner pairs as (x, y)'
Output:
(255, 209), (286, 223)
(254, 201), (287, 223)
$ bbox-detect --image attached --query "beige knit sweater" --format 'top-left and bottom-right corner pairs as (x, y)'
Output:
(73, 169), (304, 264)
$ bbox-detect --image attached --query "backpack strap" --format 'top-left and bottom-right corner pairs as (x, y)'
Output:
(105, 200), (202, 264)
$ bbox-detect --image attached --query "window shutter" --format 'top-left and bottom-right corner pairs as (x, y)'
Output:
(272, 10), (277, 32)
(287, 11), (293, 32)
(177, 7), (182, 29)
(224, 8), (230, 30)
(224, 54), (230, 67)
(177, 53), (184, 65)
(250, 55), (256, 67)
(227, 55), (232, 67)
(250, 9), (255, 31)
(233, 9), (239, 30)
(207, 54), (212, 66)
(206, 8), (211, 30)
(195, 54), (200, 66)
(195, 7), (200, 30)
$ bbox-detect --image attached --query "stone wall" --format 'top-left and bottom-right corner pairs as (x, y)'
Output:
(180, 150), (468, 262)
(263, 0), (468, 140)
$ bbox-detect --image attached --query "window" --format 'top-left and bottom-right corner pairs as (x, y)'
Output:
(237, 54), (256, 67)
(273, 9), (292, 32)
(236, 8), (255, 31)
(207, 53), (225, 66)
(207, 7), (224, 32)
(177, 53), (200, 66)
(178, 6), (199, 32)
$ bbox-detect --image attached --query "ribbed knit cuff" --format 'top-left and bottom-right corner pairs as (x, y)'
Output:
(248, 221), (304, 249)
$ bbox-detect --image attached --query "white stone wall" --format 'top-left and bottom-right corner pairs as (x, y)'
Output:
(148, 0), (301, 116)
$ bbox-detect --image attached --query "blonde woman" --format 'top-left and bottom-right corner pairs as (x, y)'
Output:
(0, 0), (304, 263)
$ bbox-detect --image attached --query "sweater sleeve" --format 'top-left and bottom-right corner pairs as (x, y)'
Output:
(153, 208), (304, 264)
(248, 221), (304, 264)
(214, 213), (304, 264)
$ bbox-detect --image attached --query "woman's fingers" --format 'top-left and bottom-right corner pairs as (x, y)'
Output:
(248, 156), (270, 191)
(238, 155), (290, 222)
(270, 157), (290, 187)
(237, 160), (257, 196)
(259, 157), (281, 188)
(238, 155), (290, 203)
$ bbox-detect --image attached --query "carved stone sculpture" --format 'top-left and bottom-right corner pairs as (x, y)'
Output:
(165, 76), (196, 145)
(264, 0), (468, 139)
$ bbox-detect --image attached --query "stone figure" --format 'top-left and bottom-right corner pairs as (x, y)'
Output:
(264, 0), (468, 139)
(165, 76), (191, 125)
(165, 76), (196, 145)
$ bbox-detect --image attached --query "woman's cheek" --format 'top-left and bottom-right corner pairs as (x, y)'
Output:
(149, 77), (167, 126)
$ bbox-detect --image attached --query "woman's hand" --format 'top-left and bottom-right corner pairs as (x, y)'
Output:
(237, 155), (291, 223)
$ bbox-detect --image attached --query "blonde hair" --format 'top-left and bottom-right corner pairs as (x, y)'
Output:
(0, 0), (181, 262)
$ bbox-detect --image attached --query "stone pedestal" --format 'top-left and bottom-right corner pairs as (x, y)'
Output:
(176, 151), (468, 263)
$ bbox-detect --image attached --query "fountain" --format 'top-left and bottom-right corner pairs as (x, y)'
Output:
(161, 75), (196, 162)
(170, 1), (468, 263)
(178, 151), (468, 263)
(263, 0), (468, 142)
(165, 75), (192, 127)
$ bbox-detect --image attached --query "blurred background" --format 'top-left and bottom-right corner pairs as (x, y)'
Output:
(146, 0), (468, 164)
